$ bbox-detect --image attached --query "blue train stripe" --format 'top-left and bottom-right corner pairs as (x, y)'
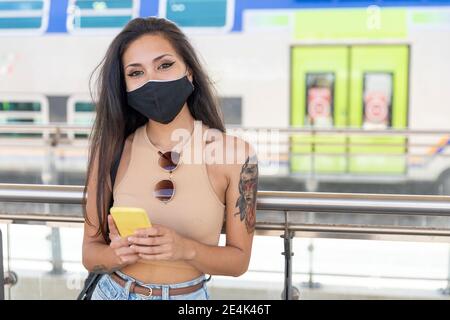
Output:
(140, 0), (159, 18)
(46, 0), (68, 33)
(44, 0), (450, 33)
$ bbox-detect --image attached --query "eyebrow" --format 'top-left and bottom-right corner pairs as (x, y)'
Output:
(125, 54), (173, 69)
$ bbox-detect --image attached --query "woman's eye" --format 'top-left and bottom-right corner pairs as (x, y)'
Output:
(158, 61), (175, 70)
(127, 70), (143, 77)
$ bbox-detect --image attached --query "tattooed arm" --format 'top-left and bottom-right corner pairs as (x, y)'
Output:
(184, 138), (258, 276)
(83, 216), (138, 275)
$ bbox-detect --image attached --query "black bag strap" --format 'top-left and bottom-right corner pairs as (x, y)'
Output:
(77, 272), (100, 300)
(108, 140), (125, 210)
(77, 140), (126, 300)
(106, 140), (125, 235)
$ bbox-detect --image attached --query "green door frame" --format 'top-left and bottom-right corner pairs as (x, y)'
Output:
(348, 45), (410, 175)
(290, 44), (410, 175)
(290, 45), (349, 174)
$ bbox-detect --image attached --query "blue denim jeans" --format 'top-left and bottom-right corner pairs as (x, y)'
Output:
(91, 270), (210, 300)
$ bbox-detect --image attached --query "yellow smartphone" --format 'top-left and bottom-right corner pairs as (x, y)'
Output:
(110, 207), (152, 237)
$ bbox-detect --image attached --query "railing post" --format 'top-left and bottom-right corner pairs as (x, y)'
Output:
(307, 239), (314, 287)
(281, 211), (299, 300)
(0, 228), (4, 300)
(439, 244), (450, 295)
(445, 245), (450, 294)
(44, 135), (65, 275)
(48, 228), (64, 275)
(303, 239), (321, 289)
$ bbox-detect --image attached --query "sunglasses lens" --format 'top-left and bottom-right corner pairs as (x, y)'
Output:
(158, 151), (180, 171)
(154, 179), (174, 202)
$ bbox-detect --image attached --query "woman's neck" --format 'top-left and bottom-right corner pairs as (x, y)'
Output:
(145, 103), (195, 151)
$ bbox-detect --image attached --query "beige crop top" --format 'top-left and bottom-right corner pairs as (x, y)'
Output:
(112, 120), (226, 269)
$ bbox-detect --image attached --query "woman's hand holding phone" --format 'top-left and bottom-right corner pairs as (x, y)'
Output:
(108, 215), (140, 267)
(128, 225), (196, 262)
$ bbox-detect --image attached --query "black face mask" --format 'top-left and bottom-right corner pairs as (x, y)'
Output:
(126, 73), (194, 124)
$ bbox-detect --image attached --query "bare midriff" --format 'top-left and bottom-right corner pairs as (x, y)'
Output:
(120, 260), (203, 284)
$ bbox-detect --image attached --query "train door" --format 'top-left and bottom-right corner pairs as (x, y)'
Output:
(348, 45), (409, 174)
(67, 95), (95, 139)
(290, 46), (349, 173)
(0, 95), (49, 138)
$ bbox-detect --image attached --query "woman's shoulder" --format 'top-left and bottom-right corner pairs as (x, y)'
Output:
(203, 126), (257, 166)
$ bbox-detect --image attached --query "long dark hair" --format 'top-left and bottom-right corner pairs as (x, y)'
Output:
(83, 17), (226, 243)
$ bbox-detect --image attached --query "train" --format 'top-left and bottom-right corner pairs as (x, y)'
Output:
(1, 0), (450, 194)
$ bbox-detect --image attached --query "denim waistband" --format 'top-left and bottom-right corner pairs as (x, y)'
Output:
(114, 270), (207, 289)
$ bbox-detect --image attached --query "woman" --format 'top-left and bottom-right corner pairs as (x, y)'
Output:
(81, 17), (259, 300)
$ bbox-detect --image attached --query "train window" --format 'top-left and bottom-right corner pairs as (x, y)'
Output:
(304, 72), (335, 127)
(0, 99), (48, 138)
(362, 72), (393, 129)
(0, 0), (50, 34)
(67, 0), (139, 33)
(159, 0), (234, 33)
(0, 101), (41, 112)
(74, 102), (95, 113)
(67, 97), (95, 139)
(1, 117), (41, 137)
(74, 102), (94, 138)
(219, 97), (242, 125)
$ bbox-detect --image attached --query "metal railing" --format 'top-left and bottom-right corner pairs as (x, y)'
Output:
(1, 123), (450, 135)
(2, 183), (450, 299)
(2, 124), (450, 193)
(2, 124), (450, 186)
(1, 123), (449, 154)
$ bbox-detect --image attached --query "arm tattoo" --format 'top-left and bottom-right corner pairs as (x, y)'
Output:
(92, 264), (121, 275)
(234, 155), (258, 233)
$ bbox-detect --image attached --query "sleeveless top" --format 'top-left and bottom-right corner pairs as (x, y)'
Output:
(112, 120), (226, 270)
